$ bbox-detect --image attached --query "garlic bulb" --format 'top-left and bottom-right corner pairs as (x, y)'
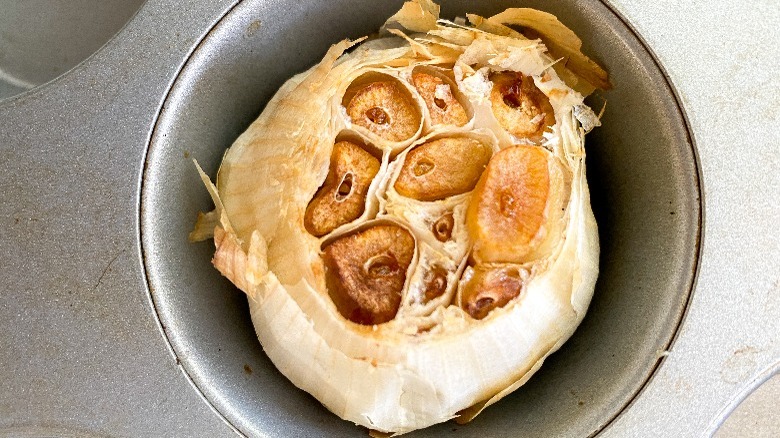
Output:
(190, 0), (609, 434)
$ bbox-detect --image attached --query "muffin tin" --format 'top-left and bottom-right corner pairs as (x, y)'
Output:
(1, 0), (776, 436)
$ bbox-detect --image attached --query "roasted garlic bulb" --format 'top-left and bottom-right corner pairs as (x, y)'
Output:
(190, 0), (609, 434)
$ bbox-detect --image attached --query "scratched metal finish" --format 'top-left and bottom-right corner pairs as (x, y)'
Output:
(0, 0), (238, 436)
(0, 1), (777, 438)
(0, 0), (146, 100)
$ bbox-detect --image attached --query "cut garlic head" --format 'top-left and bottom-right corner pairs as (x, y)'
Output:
(191, 0), (607, 434)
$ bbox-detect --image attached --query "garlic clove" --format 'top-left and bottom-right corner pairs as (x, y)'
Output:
(346, 80), (421, 142)
(394, 137), (492, 201)
(489, 71), (555, 141)
(467, 145), (551, 264)
(459, 265), (526, 320)
(431, 211), (455, 242)
(322, 224), (415, 325)
(412, 71), (469, 127)
(305, 140), (381, 237)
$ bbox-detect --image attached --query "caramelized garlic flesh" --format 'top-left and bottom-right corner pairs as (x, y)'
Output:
(323, 224), (415, 325)
(304, 141), (380, 236)
(346, 79), (421, 143)
(467, 145), (555, 264)
(459, 265), (526, 320)
(192, 0), (606, 434)
(393, 137), (492, 201)
(412, 71), (470, 127)
(489, 72), (556, 141)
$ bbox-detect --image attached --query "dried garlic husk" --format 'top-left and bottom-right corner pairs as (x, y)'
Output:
(190, 0), (608, 434)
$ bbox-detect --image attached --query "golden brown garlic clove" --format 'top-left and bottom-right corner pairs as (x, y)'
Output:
(467, 145), (550, 264)
(304, 141), (381, 237)
(394, 137), (492, 201)
(412, 72), (469, 127)
(460, 266), (524, 320)
(489, 72), (555, 140)
(322, 224), (415, 325)
(346, 81), (420, 142)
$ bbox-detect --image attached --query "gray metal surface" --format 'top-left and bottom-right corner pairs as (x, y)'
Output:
(599, 1), (780, 435)
(1, 1), (777, 437)
(0, 1), (237, 436)
(716, 373), (780, 437)
(0, 0), (146, 100)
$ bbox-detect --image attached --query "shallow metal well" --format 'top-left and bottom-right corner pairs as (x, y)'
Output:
(141, 0), (699, 436)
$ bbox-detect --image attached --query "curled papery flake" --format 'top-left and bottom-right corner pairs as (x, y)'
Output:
(433, 84), (450, 101)
(459, 37), (497, 66)
(574, 103), (601, 132)
(489, 44), (548, 76)
(459, 68), (493, 103)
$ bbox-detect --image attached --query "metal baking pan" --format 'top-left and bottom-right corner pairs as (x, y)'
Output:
(1, 0), (777, 436)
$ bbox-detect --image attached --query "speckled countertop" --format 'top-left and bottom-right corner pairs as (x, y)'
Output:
(0, 0), (777, 436)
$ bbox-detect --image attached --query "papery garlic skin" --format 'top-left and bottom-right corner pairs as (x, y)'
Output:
(191, 0), (608, 434)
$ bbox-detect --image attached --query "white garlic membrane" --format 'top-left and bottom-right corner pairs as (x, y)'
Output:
(191, 0), (609, 434)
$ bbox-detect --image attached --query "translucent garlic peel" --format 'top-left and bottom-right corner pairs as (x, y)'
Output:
(192, 1), (604, 434)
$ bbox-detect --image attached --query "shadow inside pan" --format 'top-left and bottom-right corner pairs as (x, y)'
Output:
(141, 0), (701, 436)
